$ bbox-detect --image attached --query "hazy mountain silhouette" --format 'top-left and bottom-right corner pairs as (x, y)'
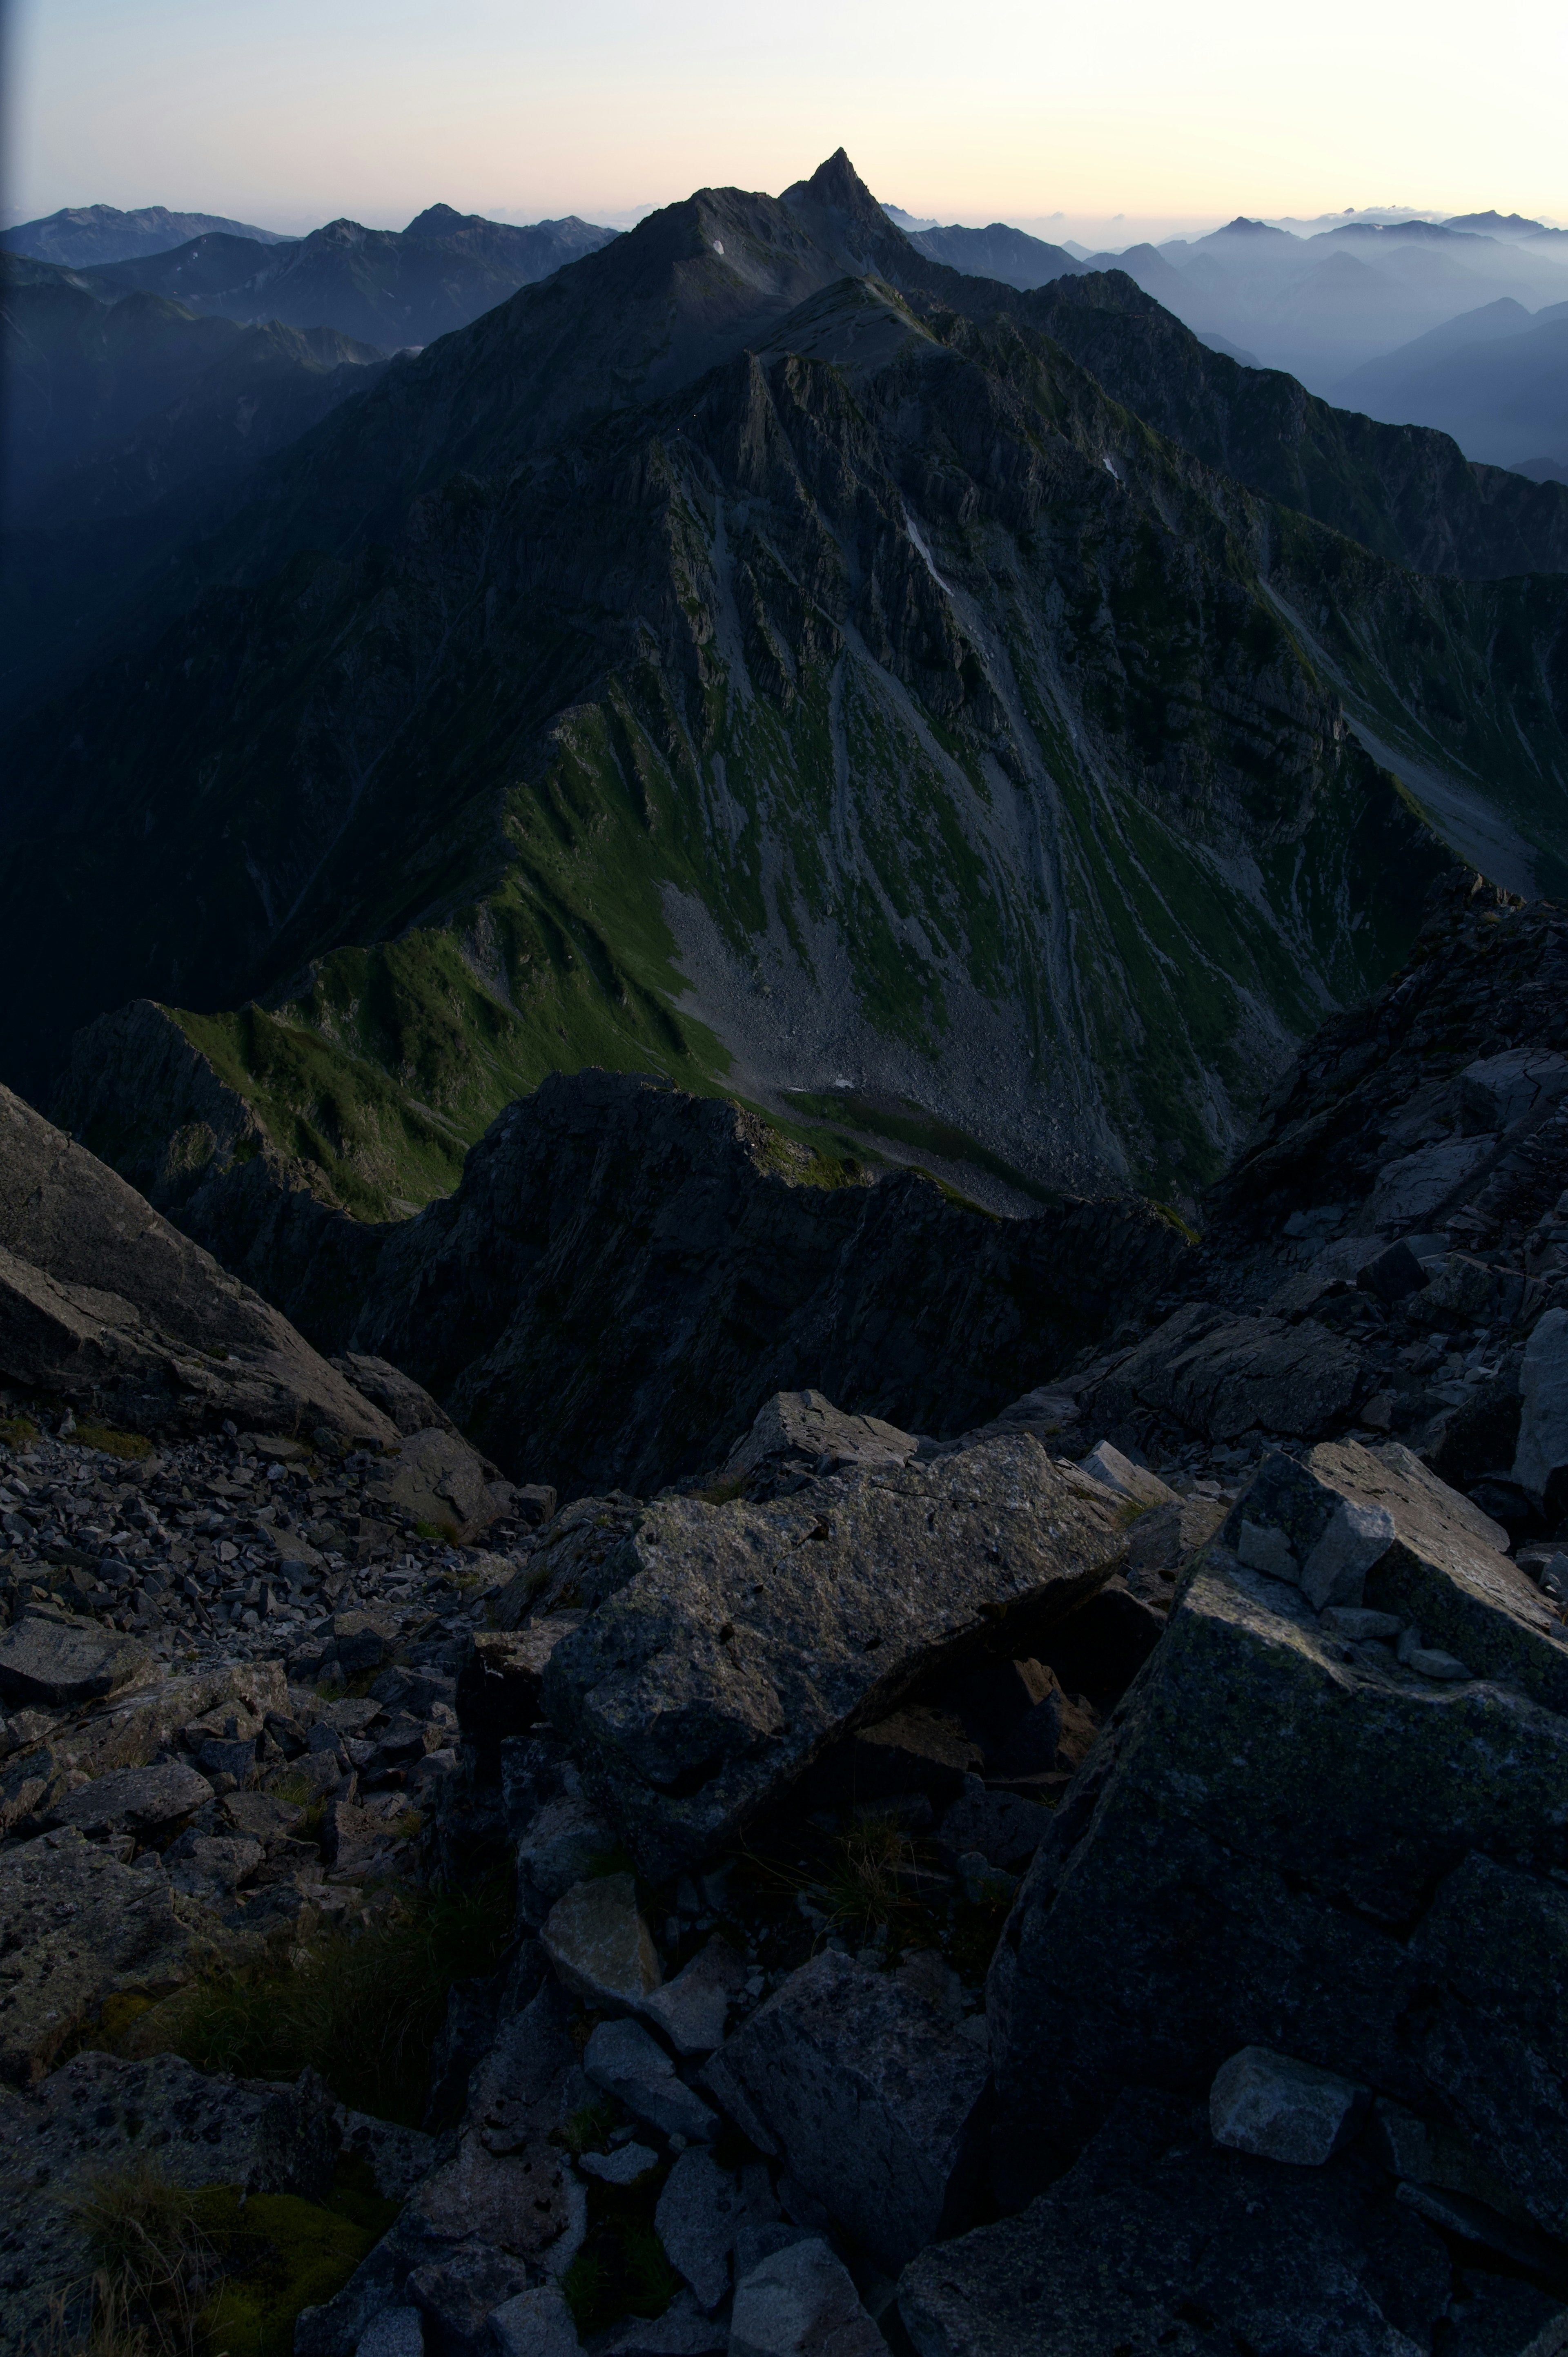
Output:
(77, 210), (619, 348)
(1334, 298), (1568, 465)
(3, 203), (289, 268)
(905, 221), (1082, 289)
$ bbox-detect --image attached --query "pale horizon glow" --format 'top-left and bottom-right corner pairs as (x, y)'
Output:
(7, 0), (1566, 241)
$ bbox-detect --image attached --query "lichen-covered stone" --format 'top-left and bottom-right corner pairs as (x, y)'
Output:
(0, 1832), (199, 2084)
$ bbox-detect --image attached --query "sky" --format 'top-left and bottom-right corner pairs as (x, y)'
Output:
(7, 0), (1567, 239)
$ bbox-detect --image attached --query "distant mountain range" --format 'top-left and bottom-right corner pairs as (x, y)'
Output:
(1334, 297), (1568, 468)
(2, 203), (290, 267)
(71, 208), (619, 347)
(4, 151), (1568, 1233)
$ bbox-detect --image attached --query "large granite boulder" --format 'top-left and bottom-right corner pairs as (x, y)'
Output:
(0, 1083), (398, 1442)
(987, 1439), (1568, 2242)
(542, 1436), (1126, 1877)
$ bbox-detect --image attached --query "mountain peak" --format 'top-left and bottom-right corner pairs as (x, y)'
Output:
(780, 149), (892, 241)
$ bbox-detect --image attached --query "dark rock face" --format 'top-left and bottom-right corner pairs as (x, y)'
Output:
(127, 1069), (1190, 1499)
(0, 1084), (398, 1444)
(986, 1467), (1568, 2234)
(898, 2089), (1452, 2357)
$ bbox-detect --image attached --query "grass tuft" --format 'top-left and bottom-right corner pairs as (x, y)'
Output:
(142, 1880), (512, 2124)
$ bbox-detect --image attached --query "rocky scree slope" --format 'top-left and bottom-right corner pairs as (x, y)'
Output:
(6, 155), (1507, 1206)
(10, 882), (1568, 2350)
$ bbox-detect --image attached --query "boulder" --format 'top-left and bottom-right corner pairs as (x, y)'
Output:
(354, 2311), (425, 2357)
(985, 1487), (1568, 2237)
(0, 2049), (339, 2357)
(699, 1951), (990, 2270)
(406, 2247), (532, 2357)
(514, 1786), (618, 1929)
(0, 1832), (198, 2084)
(716, 1391), (918, 1496)
(644, 1935), (749, 2056)
(43, 1757), (213, 1838)
(0, 1083), (398, 1444)
(936, 1780), (1049, 1873)
(541, 1873), (661, 2011)
(897, 2089), (1452, 2357)
(542, 1438), (1125, 1878)
(1077, 1441), (1175, 1508)
(583, 2017), (719, 2143)
(0, 1609), (149, 1708)
(729, 2239), (885, 2357)
(370, 1425), (511, 1541)
(1209, 2046), (1368, 2165)
(655, 2149), (770, 2308)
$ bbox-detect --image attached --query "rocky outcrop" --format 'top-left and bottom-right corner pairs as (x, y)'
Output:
(0, 1084), (398, 1444)
(541, 1436), (1126, 1877)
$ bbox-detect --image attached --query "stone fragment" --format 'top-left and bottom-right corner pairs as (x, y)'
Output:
(656, 2148), (753, 2308)
(716, 1391), (917, 1494)
(341, 2112), (447, 2203)
(1078, 1441), (1174, 1508)
(699, 1951), (989, 2270)
(0, 1611), (149, 1708)
(1319, 1607), (1402, 1642)
(643, 1936), (749, 2055)
(459, 1621), (584, 1775)
(729, 2239), (886, 2357)
(1236, 1519), (1296, 1579)
(45, 1757), (213, 1838)
(464, 1980), (580, 2159)
(1515, 1308), (1568, 1503)
(1356, 1240), (1430, 1304)
(1209, 2046), (1368, 2164)
(543, 1438), (1123, 1878)
(356, 2312), (425, 2357)
(409, 2134), (578, 2257)
(583, 2017), (719, 2143)
(541, 1873), (662, 2009)
(488, 2285), (580, 2357)
(898, 2090), (1450, 2357)
(1124, 1494), (1226, 1582)
(1299, 1499), (1397, 1612)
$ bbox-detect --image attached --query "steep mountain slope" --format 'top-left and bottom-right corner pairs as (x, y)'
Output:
(0, 171), (1468, 1209)
(907, 222), (1081, 290)
(77, 210), (619, 348)
(2, 203), (289, 266)
(1021, 270), (1568, 578)
(11, 154), (1568, 1230)
(1333, 303), (1568, 468)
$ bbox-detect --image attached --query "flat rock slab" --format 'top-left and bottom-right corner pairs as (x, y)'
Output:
(541, 1873), (662, 2009)
(45, 1757), (214, 1837)
(543, 1436), (1125, 1878)
(0, 1610), (150, 1707)
(701, 1951), (990, 2270)
(0, 2048), (339, 2357)
(1209, 2045), (1368, 2165)
(898, 2090), (1451, 2357)
(1093, 1300), (1363, 1440)
(0, 1833), (198, 2085)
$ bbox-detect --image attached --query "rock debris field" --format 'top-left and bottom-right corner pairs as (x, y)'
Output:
(7, 883), (1568, 2356)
